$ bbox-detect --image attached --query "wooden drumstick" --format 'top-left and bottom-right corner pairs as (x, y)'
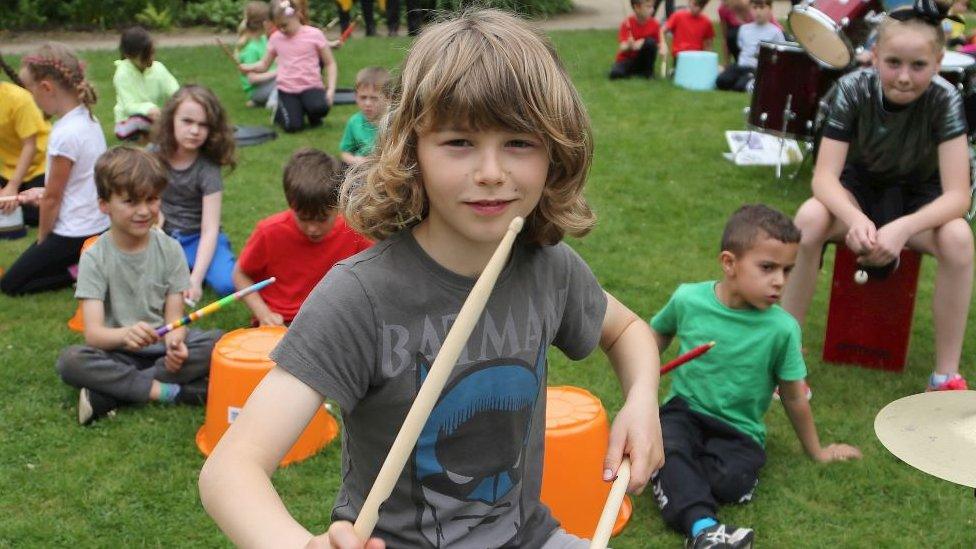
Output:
(589, 457), (631, 549)
(214, 39), (238, 66)
(353, 216), (525, 540)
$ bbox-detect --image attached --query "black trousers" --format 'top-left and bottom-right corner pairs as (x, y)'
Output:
(725, 26), (741, 63)
(337, 0), (377, 35)
(0, 173), (44, 226)
(716, 64), (755, 92)
(652, 397), (766, 535)
(1, 231), (98, 295)
(386, 0), (424, 35)
(275, 88), (330, 133)
(609, 40), (659, 79)
(654, 0), (676, 19)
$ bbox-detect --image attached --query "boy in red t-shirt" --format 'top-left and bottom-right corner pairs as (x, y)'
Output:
(610, 0), (662, 79)
(659, 0), (715, 63)
(232, 148), (372, 326)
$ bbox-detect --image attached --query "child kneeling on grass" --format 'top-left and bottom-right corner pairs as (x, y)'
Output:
(200, 9), (664, 547)
(56, 146), (222, 426)
(650, 204), (861, 548)
(232, 147), (372, 326)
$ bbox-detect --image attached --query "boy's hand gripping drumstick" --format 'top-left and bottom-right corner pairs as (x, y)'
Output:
(589, 457), (631, 549)
(353, 217), (524, 540)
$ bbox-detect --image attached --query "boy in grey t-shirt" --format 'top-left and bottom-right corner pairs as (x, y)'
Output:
(56, 146), (221, 425)
(716, 0), (784, 91)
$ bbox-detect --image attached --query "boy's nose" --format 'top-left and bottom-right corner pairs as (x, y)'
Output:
(475, 151), (505, 185)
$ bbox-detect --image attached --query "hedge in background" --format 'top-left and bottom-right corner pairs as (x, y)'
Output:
(0, 0), (573, 31)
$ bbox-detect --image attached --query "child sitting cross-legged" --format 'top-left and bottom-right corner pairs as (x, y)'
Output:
(716, 0), (783, 92)
(609, 0), (661, 80)
(650, 204), (861, 548)
(56, 146), (222, 426)
(339, 67), (390, 166)
(232, 147), (372, 326)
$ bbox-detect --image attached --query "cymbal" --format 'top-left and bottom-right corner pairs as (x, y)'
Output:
(874, 391), (976, 488)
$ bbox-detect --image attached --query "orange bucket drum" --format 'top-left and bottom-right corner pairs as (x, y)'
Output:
(195, 326), (339, 466)
(541, 385), (633, 539)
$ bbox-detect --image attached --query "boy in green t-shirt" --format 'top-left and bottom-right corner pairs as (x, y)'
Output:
(339, 67), (390, 166)
(649, 204), (861, 549)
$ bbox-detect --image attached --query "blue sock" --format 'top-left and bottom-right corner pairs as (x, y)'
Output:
(157, 383), (181, 403)
(691, 517), (718, 537)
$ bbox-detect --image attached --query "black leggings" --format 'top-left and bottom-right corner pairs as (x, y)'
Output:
(275, 88), (331, 133)
(0, 232), (97, 295)
(1, 173), (44, 226)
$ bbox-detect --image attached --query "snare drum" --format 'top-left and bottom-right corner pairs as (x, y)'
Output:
(748, 42), (843, 140)
(789, 0), (881, 69)
(940, 50), (976, 138)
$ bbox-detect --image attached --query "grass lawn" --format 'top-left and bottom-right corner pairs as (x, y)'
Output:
(1, 29), (974, 547)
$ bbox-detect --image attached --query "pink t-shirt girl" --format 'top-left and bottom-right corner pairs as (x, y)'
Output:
(268, 25), (327, 93)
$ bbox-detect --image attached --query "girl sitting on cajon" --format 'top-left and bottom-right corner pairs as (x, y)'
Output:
(782, 0), (974, 392)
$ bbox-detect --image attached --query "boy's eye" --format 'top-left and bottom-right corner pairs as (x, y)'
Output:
(911, 61), (928, 70)
(508, 139), (536, 149)
(444, 139), (472, 147)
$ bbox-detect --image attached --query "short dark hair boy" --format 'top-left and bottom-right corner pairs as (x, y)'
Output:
(649, 203), (860, 548)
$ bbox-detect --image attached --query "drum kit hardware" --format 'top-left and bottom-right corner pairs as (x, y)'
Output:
(736, 0), (976, 178)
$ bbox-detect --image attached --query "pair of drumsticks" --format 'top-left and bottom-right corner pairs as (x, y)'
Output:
(352, 216), (715, 547)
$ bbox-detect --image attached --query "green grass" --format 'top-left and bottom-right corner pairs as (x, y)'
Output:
(1, 31), (974, 547)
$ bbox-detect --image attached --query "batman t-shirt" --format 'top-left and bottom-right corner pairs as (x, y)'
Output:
(271, 229), (608, 548)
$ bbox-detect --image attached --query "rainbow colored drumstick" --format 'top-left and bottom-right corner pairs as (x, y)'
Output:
(660, 341), (715, 375)
(155, 277), (276, 337)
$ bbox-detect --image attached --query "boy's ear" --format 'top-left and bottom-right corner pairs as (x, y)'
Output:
(97, 198), (111, 215)
(719, 250), (737, 276)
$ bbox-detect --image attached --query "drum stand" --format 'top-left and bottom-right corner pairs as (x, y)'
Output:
(737, 94), (812, 179)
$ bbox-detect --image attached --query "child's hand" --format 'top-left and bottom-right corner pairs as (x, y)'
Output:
(845, 217), (877, 256)
(258, 311), (285, 327)
(604, 395), (664, 495)
(305, 521), (386, 548)
(17, 186), (44, 206)
(164, 331), (188, 373)
(184, 281), (204, 305)
(866, 221), (910, 266)
(326, 88), (335, 106)
(123, 322), (159, 350)
(634, 38), (645, 50)
(0, 185), (18, 214)
(815, 443), (862, 463)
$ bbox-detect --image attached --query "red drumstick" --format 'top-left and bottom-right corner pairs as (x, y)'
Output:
(660, 341), (715, 375)
(340, 21), (357, 44)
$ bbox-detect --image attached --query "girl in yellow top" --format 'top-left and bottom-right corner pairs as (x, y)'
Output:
(0, 79), (49, 226)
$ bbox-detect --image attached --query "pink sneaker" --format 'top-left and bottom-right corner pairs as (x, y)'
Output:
(773, 380), (813, 401)
(926, 374), (968, 391)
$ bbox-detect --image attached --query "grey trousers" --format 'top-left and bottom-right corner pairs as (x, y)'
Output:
(56, 329), (222, 404)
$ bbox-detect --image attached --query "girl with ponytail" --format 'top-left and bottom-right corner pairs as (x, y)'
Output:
(1, 43), (109, 295)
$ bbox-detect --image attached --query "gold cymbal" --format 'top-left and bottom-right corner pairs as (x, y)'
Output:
(874, 391), (976, 488)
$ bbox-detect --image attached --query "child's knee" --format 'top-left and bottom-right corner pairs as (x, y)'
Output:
(937, 219), (975, 260)
(794, 198), (833, 243)
(56, 345), (91, 385)
(709, 469), (759, 504)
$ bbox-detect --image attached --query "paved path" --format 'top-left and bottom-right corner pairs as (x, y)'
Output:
(0, 0), (795, 54)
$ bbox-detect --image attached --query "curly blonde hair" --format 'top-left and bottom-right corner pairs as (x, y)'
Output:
(340, 8), (596, 245)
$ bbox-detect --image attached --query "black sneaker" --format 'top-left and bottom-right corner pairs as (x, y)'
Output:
(78, 388), (118, 426)
(174, 383), (208, 406)
(686, 524), (755, 549)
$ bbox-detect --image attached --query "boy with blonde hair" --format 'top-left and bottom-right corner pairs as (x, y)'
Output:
(339, 66), (390, 166)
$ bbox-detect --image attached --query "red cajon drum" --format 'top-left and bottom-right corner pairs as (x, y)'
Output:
(823, 245), (922, 372)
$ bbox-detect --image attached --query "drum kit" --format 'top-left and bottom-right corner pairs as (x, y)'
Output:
(740, 0), (976, 176)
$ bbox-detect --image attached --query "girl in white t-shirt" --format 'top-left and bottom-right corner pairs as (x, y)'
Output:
(1, 43), (109, 296)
